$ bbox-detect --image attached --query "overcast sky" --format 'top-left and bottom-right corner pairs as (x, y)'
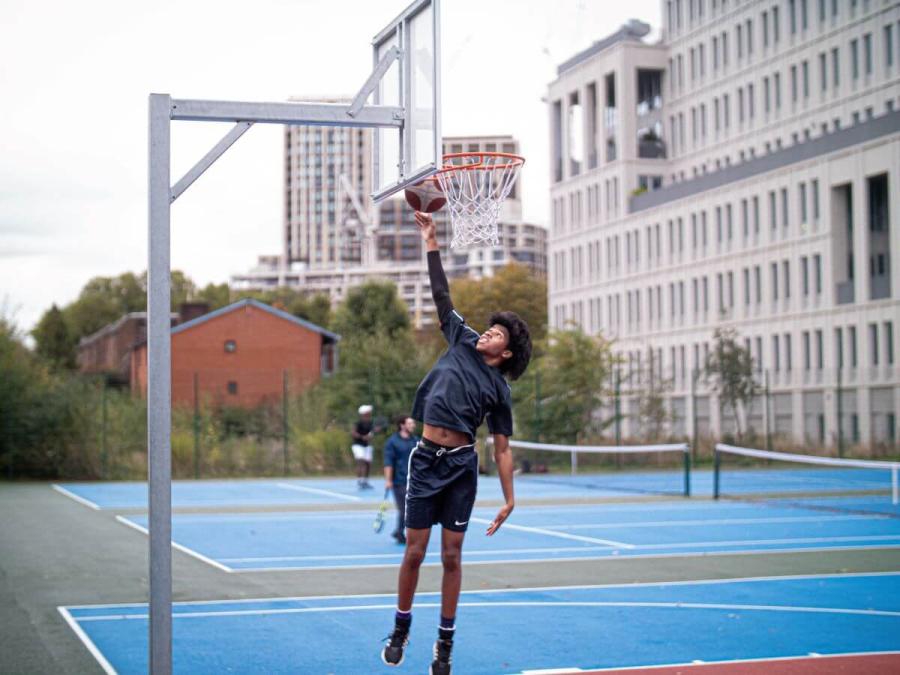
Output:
(0, 0), (660, 335)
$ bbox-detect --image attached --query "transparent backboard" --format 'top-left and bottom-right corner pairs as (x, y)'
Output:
(372, 0), (441, 203)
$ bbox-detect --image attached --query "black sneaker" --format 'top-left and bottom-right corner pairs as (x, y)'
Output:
(381, 626), (409, 666)
(429, 639), (453, 675)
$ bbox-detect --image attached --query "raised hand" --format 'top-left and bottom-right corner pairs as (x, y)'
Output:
(415, 211), (437, 243)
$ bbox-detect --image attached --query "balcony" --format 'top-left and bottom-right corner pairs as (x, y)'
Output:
(637, 131), (667, 159)
(836, 281), (855, 305)
(871, 274), (891, 300)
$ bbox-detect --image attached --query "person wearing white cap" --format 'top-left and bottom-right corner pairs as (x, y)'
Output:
(351, 404), (375, 489)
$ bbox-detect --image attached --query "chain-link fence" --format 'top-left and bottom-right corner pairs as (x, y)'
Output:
(3, 360), (896, 480)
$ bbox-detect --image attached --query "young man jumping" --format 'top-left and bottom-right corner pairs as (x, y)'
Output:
(381, 212), (532, 675)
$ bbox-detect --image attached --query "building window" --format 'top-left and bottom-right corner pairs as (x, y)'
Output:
(886, 321), (895, 365)
(818, 52), (827, 92)
(781, 187), (789, 229)
(801, 256), (809, 295)
(783, 260), (791, 299)
(224, 340), (237, 353)
(227, 381), (238, 395)
(802, 330), (811, 370)
(835, 327), (844, 369)
(886, 25), (895, 68)
(863, 33), (872, 75)
(815, 329), (823, 369)
(811, 179), (820, 221)
(813, 254), (822, 294)
(870, 323), (880, 366)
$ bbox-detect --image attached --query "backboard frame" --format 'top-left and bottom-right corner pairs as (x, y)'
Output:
(371, 0), (442, 203)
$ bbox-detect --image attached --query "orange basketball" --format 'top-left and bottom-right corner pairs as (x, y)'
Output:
(404, 178), (446, 213)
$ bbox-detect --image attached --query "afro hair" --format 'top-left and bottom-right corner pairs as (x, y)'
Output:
(488, 311), (532, 381)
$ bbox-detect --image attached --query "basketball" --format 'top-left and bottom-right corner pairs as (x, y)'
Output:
(404, 178), (446, 213)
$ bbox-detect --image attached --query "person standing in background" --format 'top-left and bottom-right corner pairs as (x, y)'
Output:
(383, 415), (419, 545)
(352, 405), (375, 489)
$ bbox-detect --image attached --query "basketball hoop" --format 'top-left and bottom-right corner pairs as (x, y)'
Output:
(435, 152), (524, 249)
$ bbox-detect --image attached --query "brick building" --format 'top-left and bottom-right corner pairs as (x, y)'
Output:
(130, 299), (339, 408)
(77, 303), (209, 384)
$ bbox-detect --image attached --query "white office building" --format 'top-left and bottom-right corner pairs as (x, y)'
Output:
(547, 3), (900, 447)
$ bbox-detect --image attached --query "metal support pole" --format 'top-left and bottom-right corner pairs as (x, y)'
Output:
(147, 93), (173, 675)
(683, 449), (691, 497)
(101, 379), (108, 479)
(713, 447), (721, 499)
(837, 366), (845, 458)
(283, 370), (289, 476)
(614, 368), (622, 445)
(690, 368), (698, 463)
(534, 371), (541, 443)
(193, 372), (200, 479)
(764, 370), (772, 452)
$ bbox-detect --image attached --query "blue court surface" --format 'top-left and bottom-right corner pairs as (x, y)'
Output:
(116, 498), (900, 572)
(53, 466), (896, 510)
(60, 572), (900, 674)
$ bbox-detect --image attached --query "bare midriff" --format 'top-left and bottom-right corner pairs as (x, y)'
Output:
(422, 424), (472, 448)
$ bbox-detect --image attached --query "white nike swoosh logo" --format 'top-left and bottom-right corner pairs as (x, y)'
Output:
(454, 520), (468, 526)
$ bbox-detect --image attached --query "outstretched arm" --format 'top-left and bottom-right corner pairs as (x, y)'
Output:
(416, 212), (454, 323)
(486, 434), (515, 536)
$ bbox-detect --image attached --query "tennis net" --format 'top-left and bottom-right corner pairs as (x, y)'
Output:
(494, 439), (692, 497)
(714, 443), (899, 505)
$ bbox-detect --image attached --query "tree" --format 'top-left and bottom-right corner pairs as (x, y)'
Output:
(59, 270), (197, 342)
(234, 287), (332, 329)
(331, 281), (409, 339)
(513, 327), (615, 444)
(196, 282), (231, 310)
(634, 369), (674, 442)
(450, 263), (548, 343)
(32, 304), (76, 370)
(704, 327), (758, 439)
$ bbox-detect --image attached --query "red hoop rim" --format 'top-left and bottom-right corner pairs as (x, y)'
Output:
(437, 151), (525, 174)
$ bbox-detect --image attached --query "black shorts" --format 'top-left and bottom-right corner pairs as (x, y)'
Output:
(405, 438), (478, 533)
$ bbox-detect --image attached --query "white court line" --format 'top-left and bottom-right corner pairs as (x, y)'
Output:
(542, 514), (887, 530)
(223, 544), (900, 572)
(275, 482), (361, 502)
(219, 545), (617, 563)
(505, 650), (900, 675)
(52, 485), (101, 511)
(219, 535), (900, 569)
(630, 534), (900, 549)
(469, 517), (634, 548)
(70, 599), (900, 623)
(57, 607), (118, 674)
(59, 570), (900, 610)
(114, 516), (233, 573)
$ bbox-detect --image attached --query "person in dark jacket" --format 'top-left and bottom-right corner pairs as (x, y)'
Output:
(383, 415), (419, 545)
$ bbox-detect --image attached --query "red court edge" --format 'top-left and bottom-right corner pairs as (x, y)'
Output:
(575, 653), (900, 674)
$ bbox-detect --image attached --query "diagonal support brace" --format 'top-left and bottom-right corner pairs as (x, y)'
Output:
(348, 45), (401, 118)
(171, 121), (254, 202)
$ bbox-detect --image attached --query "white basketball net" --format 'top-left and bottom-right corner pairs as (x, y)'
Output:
(435, 153), (524, 249)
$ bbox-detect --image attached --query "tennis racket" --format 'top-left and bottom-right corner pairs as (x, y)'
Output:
(373, 488), (391, 534)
